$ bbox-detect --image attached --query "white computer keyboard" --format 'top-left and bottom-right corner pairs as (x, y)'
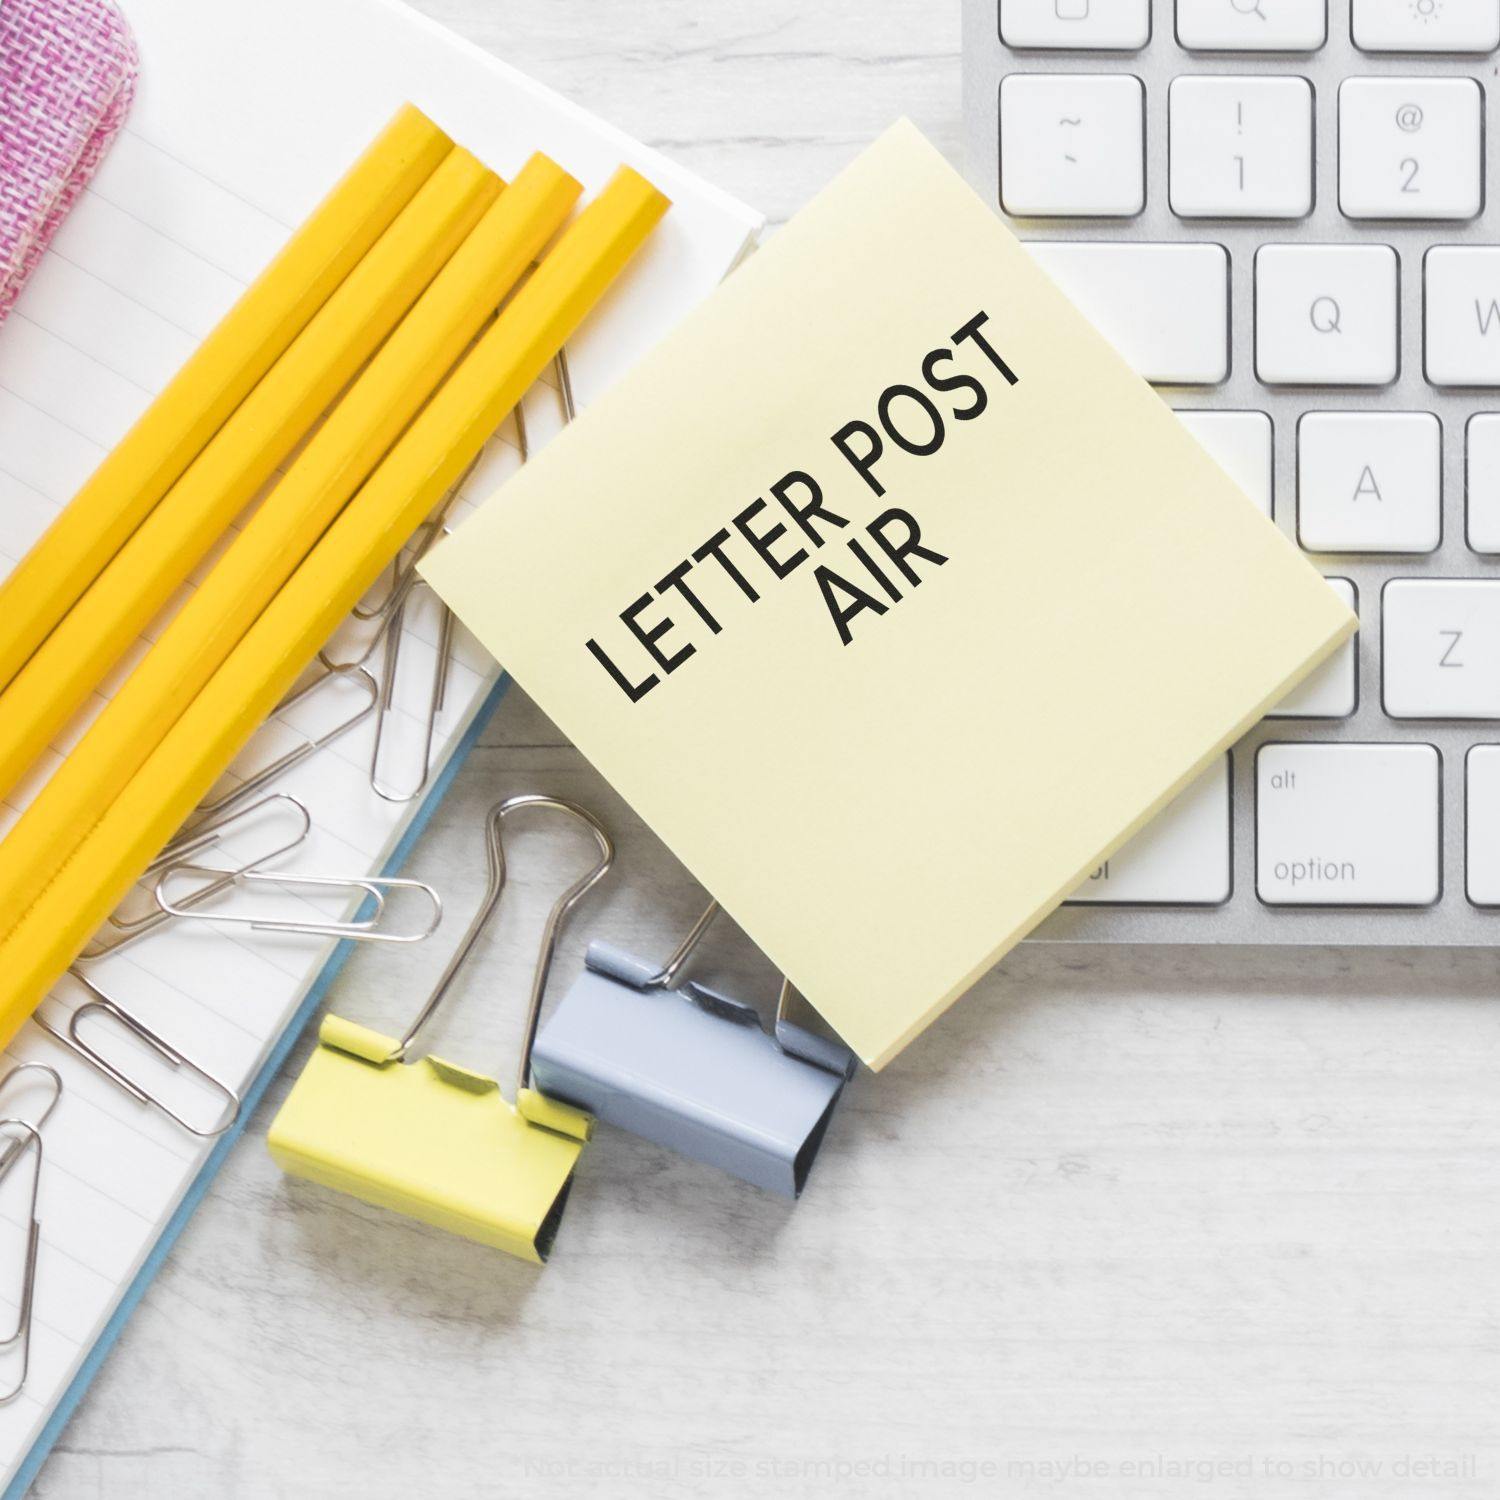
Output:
(963, 0), (1500, 943)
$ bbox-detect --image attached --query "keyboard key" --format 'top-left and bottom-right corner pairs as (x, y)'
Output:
(1353, 0), (1500, 53)
(1070, 757), (1230, 905)
(1001, 0), (1151, 49)
(1297, 411), (1440, 552)
(1169, 75), (1314, 219)
(1000, 74), (1145, 217)
(1028, 242), (1229, 384)
(1338, 78), (1483, 221)
(1177, 0), (1326, 51)
(1269, 578), (1357, 717)
(1465, 746), (1500, 904)
(1255, 244), (1398, 386)
(1257, 743), (1440, 906)
(1467, 415), (1500, 553)
(1384, 579), (1500, 718)
(1175, 409), (1272, 515)
(1426, 247), (1500, 386)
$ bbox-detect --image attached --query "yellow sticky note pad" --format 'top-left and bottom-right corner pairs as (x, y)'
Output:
(422, 121), (1354, 1069)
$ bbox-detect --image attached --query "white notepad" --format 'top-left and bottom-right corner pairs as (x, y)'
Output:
(0, 0), (760, 1486)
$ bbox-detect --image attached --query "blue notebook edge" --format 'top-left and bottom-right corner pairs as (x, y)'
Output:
(6, 675), (511, 1499)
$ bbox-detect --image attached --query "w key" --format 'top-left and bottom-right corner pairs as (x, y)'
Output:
(1427, 248), (1500, 386)
(1383, 579), (1500, 718)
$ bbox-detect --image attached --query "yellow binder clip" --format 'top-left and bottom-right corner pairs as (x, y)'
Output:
(267, 794), (614, 1263)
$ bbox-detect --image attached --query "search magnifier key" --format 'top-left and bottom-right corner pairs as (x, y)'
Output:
(1177, 0), (1327, 51)
(1256, 243), (1398, 386)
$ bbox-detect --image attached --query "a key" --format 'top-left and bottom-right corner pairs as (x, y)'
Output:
(1255, 244), (1398, 386)
(1169, 76), (1313, 220)
(1297, 411), (1440, 553)
(1353, 0), (1500, 53)
(1001, 75), (1145, 217)
(1465, 747), (1500, 904)
(1256, 742), (1440, 906)
(1467, 415), (1500, 553)
(1175, 409), (1272, 515)
(1069, 757), (1230, 905)
(1177, 0), (1327, 52)
(1383, 579), (1500, 718)
(1001, 0), (1151, 49)
(1028, 242), (1228, 384)
(1339, 78), (1482, 221)
(1426, 248), (1500, 387)
(1269, 578), (1357, 717)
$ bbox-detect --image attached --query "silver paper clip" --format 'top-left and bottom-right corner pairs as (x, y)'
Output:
(193, 662), (377, 824)
(363, 349), (575, 804)
(531, 899), (856, 1198)
(38, 973), (240, 1138)
(0, 1120), (42, 1405)
(0, 1063), (61, 1175)
(321, 450), (478, 676)
(326, 455), (476, 799)
(79, 794), (313, 961)
(352, 329), (571, 635)
(368, 578), (454, 805)
(153, 862), (442, 945)
(512, 347), (576, 459)
(556, 346), (577, 423)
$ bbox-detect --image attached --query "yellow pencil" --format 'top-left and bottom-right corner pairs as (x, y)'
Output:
(0, 154), (582, 941)
(0, 104), (451, 698)
(0, 145), (501, 803)
(0, 166), (670, 1042)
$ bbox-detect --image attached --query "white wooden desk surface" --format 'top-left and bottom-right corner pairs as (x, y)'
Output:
(34, 4), (1500, 1496)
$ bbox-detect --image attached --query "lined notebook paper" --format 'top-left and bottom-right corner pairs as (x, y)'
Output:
(0, 0), (760, 1486)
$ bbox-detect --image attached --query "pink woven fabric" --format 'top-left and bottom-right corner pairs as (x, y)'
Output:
(0, 0), (138, 321)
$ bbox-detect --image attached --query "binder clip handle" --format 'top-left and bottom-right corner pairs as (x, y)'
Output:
(640, 898), (722, 990)
(606, 899), (856, 1079)
(384, 794), (614, 1108)
(773, 978), (857, 1080)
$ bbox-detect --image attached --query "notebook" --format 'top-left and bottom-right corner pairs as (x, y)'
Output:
(422, 120), (1355, 1070)
(0, 0), (760, 1490)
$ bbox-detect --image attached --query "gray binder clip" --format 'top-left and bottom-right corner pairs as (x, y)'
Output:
(531, 900), (856, 1198)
